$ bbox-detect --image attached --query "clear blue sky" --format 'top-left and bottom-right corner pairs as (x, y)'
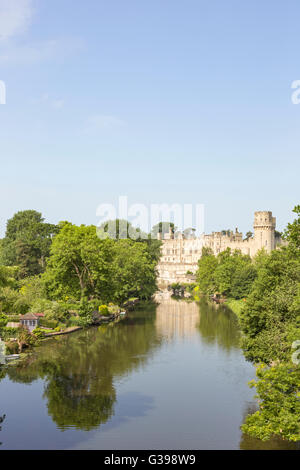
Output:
(0, 0), (299, 236)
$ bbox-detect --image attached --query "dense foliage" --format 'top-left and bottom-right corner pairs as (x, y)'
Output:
(0, 212), (161, 327)
(0, 210), (58, 278)
(196, 246), (257, 299)
(195, 205), (300, 442)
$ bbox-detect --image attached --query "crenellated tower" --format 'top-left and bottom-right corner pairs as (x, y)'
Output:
(253, 211), (276, 254)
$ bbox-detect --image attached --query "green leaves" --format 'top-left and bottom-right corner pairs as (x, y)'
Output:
(196, 247), (255, 298)
(242, 364), (300, 442)
(0, 210), (59, 277)
(43, 224), (158, 306)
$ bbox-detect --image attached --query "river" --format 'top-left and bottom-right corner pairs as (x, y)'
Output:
(0, 298), (298, 450)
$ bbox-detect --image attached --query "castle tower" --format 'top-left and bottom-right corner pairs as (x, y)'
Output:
(253, 211), (276, 254)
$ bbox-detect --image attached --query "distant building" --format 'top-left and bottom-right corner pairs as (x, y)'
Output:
(157, 211), (283, 285)
(20, 313), (40, 333)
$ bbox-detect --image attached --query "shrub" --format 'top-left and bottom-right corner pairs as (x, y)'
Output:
(32, 328), (46, 339)
(39, 318), (58, 329)
(0, 327), (18, 340)
(5, 341), (19, 354)
(0, 313), (8, 327)
(108, 304), (120, 315)
(68, 316), (81, 326)
(5, 315), (21, 322)
(0, 287), (29, 314)
(77, 315), (93, 327)
(98, 304), (110, 316)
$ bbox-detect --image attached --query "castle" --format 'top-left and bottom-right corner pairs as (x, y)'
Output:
(157, 211), (281, 286)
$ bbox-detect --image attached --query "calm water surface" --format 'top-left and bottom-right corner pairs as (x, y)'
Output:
(0, 299), (298, 450)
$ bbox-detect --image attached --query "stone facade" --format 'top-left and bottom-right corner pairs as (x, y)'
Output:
(157, 211), (281, 286)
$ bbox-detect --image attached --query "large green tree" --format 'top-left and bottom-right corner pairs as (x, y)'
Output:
(43, 223), (113, 301)
(0, 210), (58, 277)
(196, 247), (218, 295)
(110, 239), (157, 303)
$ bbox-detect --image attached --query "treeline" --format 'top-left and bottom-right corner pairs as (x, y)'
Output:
(196, 205), (300, 442)
(0, 210), (163, 326)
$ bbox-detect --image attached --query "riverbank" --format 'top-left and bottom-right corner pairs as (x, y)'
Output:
(0, 298), (141, 361)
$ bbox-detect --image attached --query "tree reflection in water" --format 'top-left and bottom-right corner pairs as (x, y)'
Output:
(196, 299), (241, 350)
(3, 304), (161, 431)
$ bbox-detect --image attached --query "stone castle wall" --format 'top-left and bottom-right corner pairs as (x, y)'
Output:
(157, 211), (281, 286)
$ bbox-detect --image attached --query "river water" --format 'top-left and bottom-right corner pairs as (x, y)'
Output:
(0, 299), (298, 450)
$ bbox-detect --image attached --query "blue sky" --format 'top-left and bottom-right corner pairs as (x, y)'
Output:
(0, 0), (299, 236)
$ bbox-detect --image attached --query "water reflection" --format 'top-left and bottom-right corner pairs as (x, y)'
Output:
(196, 299), (241, 350)
(3, 304), (161, 431)
(0, 299), (298, 449)
(155, 298), (200, 340)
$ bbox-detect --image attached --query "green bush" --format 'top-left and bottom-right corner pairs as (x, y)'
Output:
(108, 304), (120, 315)
(32, 328), (46, 339)
(0, 286), (29, 314)
(5, 341), (19, 354)
(98, 304), (110, 316)
(0, 327), (19, 340)
(5, 315), (21, 322)
(68, 316), (81, 326)
(39, 318), (58, 329)
(0, 313), (8, 327)
(77, 314), (93, 327)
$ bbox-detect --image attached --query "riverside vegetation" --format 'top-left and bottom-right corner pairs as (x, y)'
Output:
(0, 211), (162, 353)
(0, 207), (299, 444)
(193, 205), (300, 442)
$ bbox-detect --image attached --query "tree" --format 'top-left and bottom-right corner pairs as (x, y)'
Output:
(110, 239), (157, 303)
(214, 249), (254, 298)
(196, 247), (218, 295)
(43, 223), (113, 301)
(241, 364), (300, 442)
(183, 228), (196, 239)
(230, 264), (257, 299)
(239, 206), (300, 443)
(97, 219), (147, 241)
(151, 222), (176, 239)
(0, 266), (18, 288)
(283, 205), (300, 249)
(1, 210), (58, 277)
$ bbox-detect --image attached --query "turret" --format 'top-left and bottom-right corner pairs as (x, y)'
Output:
(253, 211), (276, 253)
